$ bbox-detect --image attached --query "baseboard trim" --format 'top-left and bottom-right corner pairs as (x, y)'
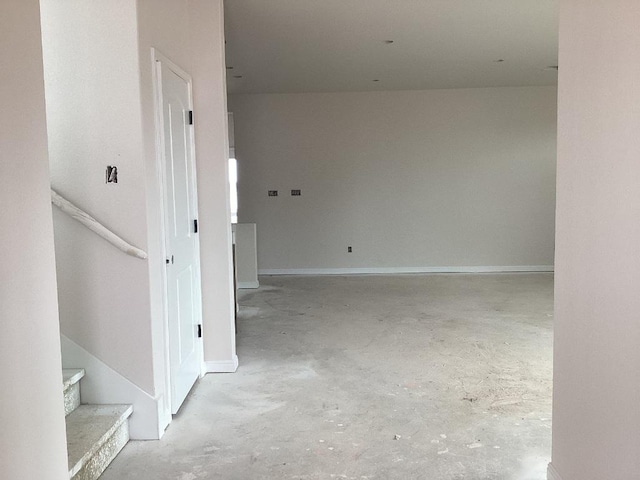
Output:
(547, 463), (563, 480)
(205, 355), (239, 373)
(237, 281), (260, 289)
(259, 266), (555, 276)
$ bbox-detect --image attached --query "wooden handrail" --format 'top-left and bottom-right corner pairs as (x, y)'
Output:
(51, 189), (148, 260)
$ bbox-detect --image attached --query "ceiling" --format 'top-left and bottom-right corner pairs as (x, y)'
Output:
(224, 0), (558, 95)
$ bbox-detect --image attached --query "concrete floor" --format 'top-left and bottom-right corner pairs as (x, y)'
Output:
(103, 273), (553, 480)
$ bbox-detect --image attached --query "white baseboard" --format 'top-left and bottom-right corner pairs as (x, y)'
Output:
(547, 463), (563, 480)
(259, 265), (555, 276)
(237, 281), (260, 289)
(205, 355), (239, 373)
(60, 335), (168, 440)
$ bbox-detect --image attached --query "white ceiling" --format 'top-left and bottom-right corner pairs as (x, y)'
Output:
(224, 0), (558, 95)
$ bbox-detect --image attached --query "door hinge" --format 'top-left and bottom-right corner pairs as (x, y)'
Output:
(188, 110), (193, 125)
(194, 219), (198, 233)
(197, 324), (202, 338)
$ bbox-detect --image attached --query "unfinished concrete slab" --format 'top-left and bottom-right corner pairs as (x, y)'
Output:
(102, 273), (553, 480)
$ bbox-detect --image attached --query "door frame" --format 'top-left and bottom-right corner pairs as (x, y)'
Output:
(151, 48), (204, 423)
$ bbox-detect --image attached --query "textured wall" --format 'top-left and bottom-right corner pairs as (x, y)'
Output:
(41, 0), (155, 392)
(40, 0), (236, 438)
(230, 87), (557, 272)
(187, 0), (237, 367)
(136, 0), (237, 371)
(0, 0), (69, 477)
(552, 1), (640, 479)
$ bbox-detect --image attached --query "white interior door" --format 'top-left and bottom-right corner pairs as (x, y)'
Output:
(157, 57), (202, 414)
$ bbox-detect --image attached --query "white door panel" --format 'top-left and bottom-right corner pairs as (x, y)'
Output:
(177, 266), (195, 362)
(158, 59), (202, 414)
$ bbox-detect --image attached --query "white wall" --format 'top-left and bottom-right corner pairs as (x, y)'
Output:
(0, 0), (68, 477)
(229, 86), (557, 273)
(41, 0), (155, 393)
(188, 0), (238, 371)
(42, 0), (237, 438)
(551, 1), (640, 479)
(138, 0), (237, 371)
(136, 0), (197, 424)
(234, 223), (259, 289)
(40, 0), (236, 437)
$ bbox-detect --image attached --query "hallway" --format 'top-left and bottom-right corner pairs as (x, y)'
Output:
(102, 274), (553, 480)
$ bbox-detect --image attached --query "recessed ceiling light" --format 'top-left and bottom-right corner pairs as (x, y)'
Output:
(372, 79), (380, 82)
(494, 59), (505, 63)
(384, 40), (394, 44)
(544, 65), (559, 71)
(226, 66), (234, 70)
(233, 75), (243, 79)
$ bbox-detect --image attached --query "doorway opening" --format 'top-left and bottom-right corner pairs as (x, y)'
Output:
(229, 156), (238, 224)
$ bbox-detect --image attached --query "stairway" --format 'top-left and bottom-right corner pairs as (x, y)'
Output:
(63, 369), (133, 480)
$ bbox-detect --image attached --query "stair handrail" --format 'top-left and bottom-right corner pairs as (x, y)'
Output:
(51, 189), (148, 260)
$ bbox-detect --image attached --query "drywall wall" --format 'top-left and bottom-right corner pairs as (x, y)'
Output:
(551, 1), (640, 479)
(234, 223), (260, 289)
(41, 0), (237, 437)
(188, 0), (238, 372)
(137, 0), (237, 379)
(136, 0), (194, 428)
(41, 0), (155, 395)
(0, 0), (69, 477)
(229, 86), (557, 273)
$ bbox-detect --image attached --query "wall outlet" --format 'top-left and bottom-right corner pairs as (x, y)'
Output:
(291, 189), (301, 196)
(348, 246), (352, 253)
(268, 190), (278, 197)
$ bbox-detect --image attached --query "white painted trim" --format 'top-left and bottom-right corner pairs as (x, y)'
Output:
(151, 47), (174, 434)
(152, 49), (192, 84)
(238, 281), (260, 289)
(205, 355), (239, 373)
(60, 335), (167, 440)
(51, 189), (147, 259)
(547, 463), (563, 480)
(259, 266), (555, 276)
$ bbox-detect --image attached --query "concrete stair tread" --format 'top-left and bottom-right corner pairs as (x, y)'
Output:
(63, 369), (85, 416)
(66, 404), (133, 478)
(63, 368), (85, 392)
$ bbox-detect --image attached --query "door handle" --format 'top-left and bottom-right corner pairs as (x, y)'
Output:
(166, 255), (174, 264)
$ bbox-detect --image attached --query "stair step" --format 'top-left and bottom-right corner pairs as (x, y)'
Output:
(66, 404), (133, 480)
(62, 368), (85, 416)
